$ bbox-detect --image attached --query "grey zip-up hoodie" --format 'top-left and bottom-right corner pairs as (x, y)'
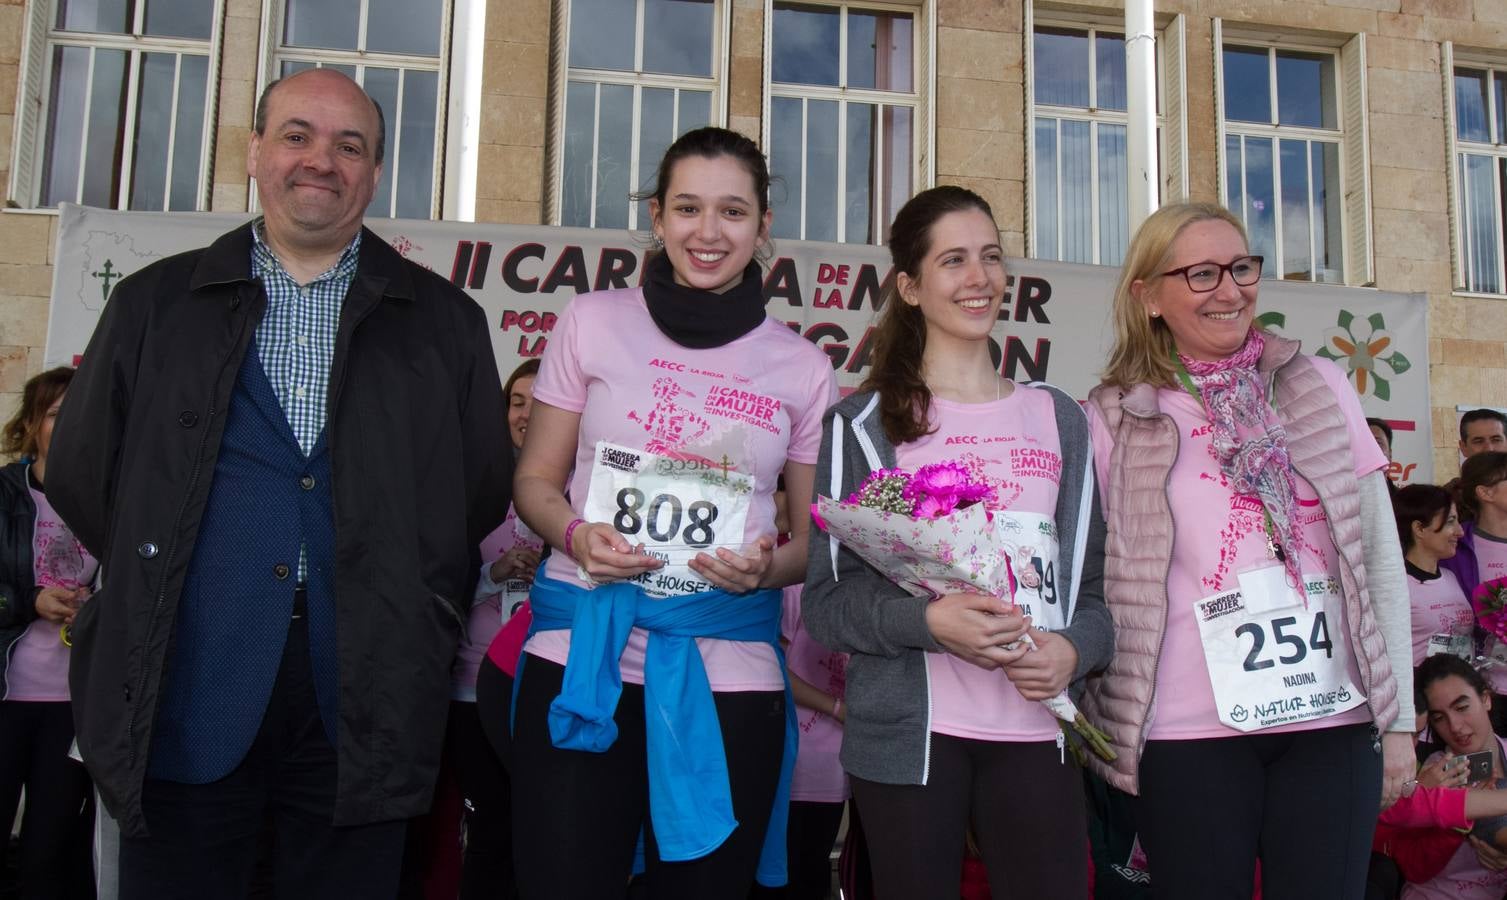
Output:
(802, 385), (1113, 786)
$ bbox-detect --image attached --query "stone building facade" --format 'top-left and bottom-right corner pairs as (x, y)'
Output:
(1, 0), (1505, 475)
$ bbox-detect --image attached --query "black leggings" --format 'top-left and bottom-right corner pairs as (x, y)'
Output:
(850, 734), (1086, 899)
(747, 800), (844, 900)
(0, 699), (96, 900)
(1133, 722), (1381, 900)
(475, 655), (515, 767)
(510, 656), (786, 900)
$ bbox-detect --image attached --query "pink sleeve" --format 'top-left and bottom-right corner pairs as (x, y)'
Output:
(1379, 785), (1470, 830)
(532, 296), (588, 414)
(1310, 355), (1387, 478)
(786, 356), (838, 465)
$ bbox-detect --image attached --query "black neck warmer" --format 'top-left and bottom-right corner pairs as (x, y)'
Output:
(641, 251), (768, 349)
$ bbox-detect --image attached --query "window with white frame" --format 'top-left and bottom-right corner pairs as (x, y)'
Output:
(1030, 24), (1148, 266)
(11, 0), (220, 210)
(1220, 43), (1345, 283)
(557, 0), (723, 230)
(1451, 63), (1507, 294)
(1027, 10), (1187, 268)
(766, 1), (920, 245)
(271, 0), (449, 220)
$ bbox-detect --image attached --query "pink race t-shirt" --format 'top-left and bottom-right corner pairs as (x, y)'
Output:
(1408, 568), (1474, 666)
(6, 481), (98, 702)
(1474, 531), (1507, 587)
(896, 387), (1065, 742)
(1403, 737), (1507, 900)
(452, 504), (543, 701)
(1087, 355), (1384, 740)
(782, 584), (848, 803)
(523, 288), (838, 691)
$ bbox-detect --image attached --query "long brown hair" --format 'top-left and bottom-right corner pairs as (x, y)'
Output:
(2, 366), (74, 460)
(861, 185), (999, 445)
(1100, 202), (1251, 389)
(1459, 451), (1507, 522)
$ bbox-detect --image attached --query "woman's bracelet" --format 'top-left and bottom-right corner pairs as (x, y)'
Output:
(562, 518), (586, 562)
(831, 697), (843, 720)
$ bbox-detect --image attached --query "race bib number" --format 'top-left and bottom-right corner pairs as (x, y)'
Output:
(500, 578), (531, 621)
(1427, 632), (1473, 661)
(994, 511), (1065, 632)
(1196, 567), (1366, 732)
(582, 441), (753, 598)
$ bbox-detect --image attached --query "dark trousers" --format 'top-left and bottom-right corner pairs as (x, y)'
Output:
(474, 655), (514, 769)
(1133, 722), (1382, 900)
(0, 699), (96, 900)
(119, 612), (407, 900)
(448, 698), (517, 900)
(510, 656), (785, 900)
(850, 734), (1087, 900)
(747, 800), (844, 900)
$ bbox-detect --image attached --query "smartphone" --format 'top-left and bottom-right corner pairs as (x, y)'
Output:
(1454, 750), (1496, 783)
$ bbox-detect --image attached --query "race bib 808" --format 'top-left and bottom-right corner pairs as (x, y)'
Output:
(582, 441), (754, 598)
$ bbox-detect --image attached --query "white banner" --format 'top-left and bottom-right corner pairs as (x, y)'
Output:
(46, 203), (1433, 482)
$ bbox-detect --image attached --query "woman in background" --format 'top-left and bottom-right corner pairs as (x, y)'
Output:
(1394, 485), (1471, 668)
(447, 358), (542, 899)
(0, 366), (98, 900)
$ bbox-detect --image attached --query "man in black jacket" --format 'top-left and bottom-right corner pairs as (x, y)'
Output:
(47, 68), (511, 899)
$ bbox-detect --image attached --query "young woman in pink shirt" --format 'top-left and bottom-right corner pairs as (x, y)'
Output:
(509, 128), (837, 898)
(802, 185), (1112, 897)
(0, 367), (99, 898)
(1393, 654), (1507, 899)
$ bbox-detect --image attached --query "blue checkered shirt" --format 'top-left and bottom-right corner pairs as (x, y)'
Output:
(250, 220), (360, 581)
(250, 221), (359, 456)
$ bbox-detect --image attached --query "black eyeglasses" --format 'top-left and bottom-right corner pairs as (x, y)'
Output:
(1158, 255), (1264, 293)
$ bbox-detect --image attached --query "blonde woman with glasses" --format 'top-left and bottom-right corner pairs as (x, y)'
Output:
(1081, 201), (1414, 900)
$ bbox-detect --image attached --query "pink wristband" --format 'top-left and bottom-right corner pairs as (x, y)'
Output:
(562, 518), (586, 562)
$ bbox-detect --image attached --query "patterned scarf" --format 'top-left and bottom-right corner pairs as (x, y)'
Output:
(1179, 330), (1303, 588)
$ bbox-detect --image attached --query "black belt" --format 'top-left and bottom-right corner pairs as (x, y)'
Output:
(292, 586), (308, 620)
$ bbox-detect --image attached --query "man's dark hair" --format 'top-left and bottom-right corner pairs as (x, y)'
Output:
(254, 73), (387, 165)
(1459, 408), (1507, 442)
(1366, 417), (1392, 445)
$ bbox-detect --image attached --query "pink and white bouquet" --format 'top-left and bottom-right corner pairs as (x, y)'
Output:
(813, 462), (1116, 761)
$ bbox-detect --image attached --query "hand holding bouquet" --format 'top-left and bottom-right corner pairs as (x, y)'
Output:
(813, 462), (1115, 761)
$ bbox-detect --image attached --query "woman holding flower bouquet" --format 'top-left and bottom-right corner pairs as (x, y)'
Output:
(802, 185), (1113, 898)
(1442, 451), (1507, 730)
(508, 127), (838, 898)
(1081, 201), (1415, 899)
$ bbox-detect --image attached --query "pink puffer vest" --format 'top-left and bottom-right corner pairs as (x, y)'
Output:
(1082, 334), (1398, 795)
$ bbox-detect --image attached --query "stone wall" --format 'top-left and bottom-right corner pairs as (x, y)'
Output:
(1, 0), (1505, 476)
